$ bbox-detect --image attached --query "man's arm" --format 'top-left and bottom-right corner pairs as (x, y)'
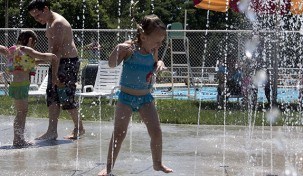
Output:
(48, 21), (65, 57)
(48, 21), (65, 80)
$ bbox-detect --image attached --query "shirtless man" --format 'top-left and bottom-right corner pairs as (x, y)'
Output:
(27, 0), (85, 140)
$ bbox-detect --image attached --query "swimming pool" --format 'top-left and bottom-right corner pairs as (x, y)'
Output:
(0, 90), (5, 95)
(152, 87), (300, 102)
(0, 86), (299, 103)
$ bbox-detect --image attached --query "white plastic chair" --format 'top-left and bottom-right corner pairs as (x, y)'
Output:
(77, 61), (122, 104)
(28, 75), (48, 97)
(30, 64), (49, 87)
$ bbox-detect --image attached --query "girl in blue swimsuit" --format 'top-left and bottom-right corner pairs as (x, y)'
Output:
(99, 14), (173, 176)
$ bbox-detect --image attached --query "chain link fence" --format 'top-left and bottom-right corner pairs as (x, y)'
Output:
(0, 28), (302, 98)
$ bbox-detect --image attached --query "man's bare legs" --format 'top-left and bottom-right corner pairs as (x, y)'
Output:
(64, 108), (85, 139)
(35, 103), (60, 140)
(13, 99), (31, 147)
(98, 102), (132, 176)
(36, 103), (85, 140)
(139, 102), (172, 173)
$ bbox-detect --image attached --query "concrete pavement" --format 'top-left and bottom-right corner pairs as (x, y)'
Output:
(1, 116), (303, 176)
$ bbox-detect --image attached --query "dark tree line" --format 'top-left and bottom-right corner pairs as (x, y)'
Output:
(0, 0), (247, 30)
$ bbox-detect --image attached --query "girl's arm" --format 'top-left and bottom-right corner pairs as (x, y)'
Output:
(153, 47), (167, 73)
(20, 46), (59, 85)
(0, 45), (9, 57)
(108, 41), (133, 68)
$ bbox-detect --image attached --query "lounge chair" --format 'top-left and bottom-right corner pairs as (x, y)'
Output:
(28, 75), (48, 97)
(77, 60), (122, 104)
(30, 64), (49, 89)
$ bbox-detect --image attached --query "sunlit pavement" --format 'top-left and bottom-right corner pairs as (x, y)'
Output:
(1, 115), (303, 176)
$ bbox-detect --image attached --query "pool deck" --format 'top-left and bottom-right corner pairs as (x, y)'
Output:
(154, 83), (218, 88)
(1, 116), (303, 176)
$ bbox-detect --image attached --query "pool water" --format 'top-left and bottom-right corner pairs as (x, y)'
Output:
(0, 87), (299, 103)
(0, 90), (5, 95)
(152, 87), (300, 102)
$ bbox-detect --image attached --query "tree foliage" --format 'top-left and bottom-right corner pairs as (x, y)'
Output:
(0, 0), (246, 30)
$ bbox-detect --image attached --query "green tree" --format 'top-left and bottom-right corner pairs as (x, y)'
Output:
(0, 0), (23, 28)
(0, 0), (246, 30)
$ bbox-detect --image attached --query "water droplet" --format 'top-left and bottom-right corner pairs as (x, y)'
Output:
(266, 107), (280, 124)
(300, 26), (303, 35)
(245, 10), (257, 22)
(253, 69), (267, 86)
(237, 0), (250, 13)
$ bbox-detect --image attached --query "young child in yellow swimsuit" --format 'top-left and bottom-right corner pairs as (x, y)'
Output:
(0, 30), (59, 148)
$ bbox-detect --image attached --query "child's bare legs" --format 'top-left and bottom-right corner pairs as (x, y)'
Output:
(65, 108), (85, 139)
(35, 103), (60, 140)
(98, 101), (172, 175)
(13, 99), (30, 146)
(98, 102), (132, 176)
(139, 102), (172, 173)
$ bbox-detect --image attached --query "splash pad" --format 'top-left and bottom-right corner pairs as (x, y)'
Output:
(1, 116), (303, 175)
(1, 0), (303, 176)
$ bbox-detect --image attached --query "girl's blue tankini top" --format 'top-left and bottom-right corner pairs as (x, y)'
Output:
(120, 51), (155, 90)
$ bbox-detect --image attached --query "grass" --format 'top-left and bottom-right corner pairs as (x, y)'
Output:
(0, 95), (300, 126)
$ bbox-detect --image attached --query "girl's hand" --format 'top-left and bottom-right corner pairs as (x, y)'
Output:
(154, 46), (160, 52)
(51, 77), (61, 88)
(155, 60), (167, 73)
(0, 45), (9, 57)
(117, 42), (134, 55)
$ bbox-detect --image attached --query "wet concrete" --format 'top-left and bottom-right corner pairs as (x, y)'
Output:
(1, 115), (303, 176)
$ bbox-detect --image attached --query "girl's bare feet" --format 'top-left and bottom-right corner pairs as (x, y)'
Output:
(64, 128), (85, 140)
(35, 132), (58, 140)
(153, 164), (173, 173)
(13, 140), (33, 148)
(98, 169), (114, 176)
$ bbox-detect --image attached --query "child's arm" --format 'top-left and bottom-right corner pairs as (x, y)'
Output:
(20, 46), (59, 85)
(153, 47), (167, 73)
(0, 45), (9, 57)
(108, 41), (133, 68)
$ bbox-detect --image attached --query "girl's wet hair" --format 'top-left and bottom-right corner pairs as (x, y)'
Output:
(134, 14), (166, 46)
(17, 30), (38, 46)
